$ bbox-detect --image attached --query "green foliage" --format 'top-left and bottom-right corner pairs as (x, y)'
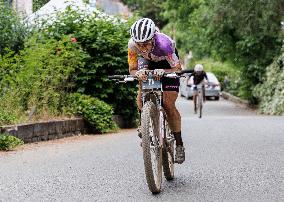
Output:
(120, 0), (167, 28)
(33, 0), (50, 12)
(0, 34), (87, 124)
(75, 17), (138, 127)
(205, 0), (283, 95)
(162, 0), (284, 103)
(160, 0), (206, 57)
(0, 108), (18, 125)
(0, 133), (23, 151)
(254, 46), (284, 115)
(0, 2), (27, 55)
(65, 93), (117, 133)
(38, 7), (138, 127)
(0, 7), (138, 127)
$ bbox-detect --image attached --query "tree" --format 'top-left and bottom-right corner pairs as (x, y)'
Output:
(121, 0), (167, 28)
(206, 0), (284, 102)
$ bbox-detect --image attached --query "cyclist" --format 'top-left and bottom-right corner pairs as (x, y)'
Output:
(128, 18), (185, 164)
(186, 64), (208, 113)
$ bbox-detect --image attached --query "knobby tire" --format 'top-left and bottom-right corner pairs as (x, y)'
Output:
(141, 101), (162, 194)
(162, 117), (174, 180)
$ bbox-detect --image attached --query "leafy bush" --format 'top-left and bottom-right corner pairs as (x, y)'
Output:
(0, 6), (138, 127)
(37, 7), (138, 127)
(0, 2), (27, 55)
(76, 16), (138, 127)
(254, 46), (284, 115)
(0, 34), (87, 124)
(0, 108), (18, 125)
(0, 133), (23, 151)
(65, 93), (117, 133)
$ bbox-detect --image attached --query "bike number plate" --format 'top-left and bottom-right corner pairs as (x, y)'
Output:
(142, 78), (161, 90)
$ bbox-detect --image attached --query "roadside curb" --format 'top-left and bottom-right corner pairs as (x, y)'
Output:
(221, 91), (249, 107)
(0, 118), (91, 144)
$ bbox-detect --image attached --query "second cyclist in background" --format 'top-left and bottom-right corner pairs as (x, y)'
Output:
(186, 64), (208, 114)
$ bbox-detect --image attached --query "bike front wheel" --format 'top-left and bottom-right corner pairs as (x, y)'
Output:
(141, 101), (162, 194)
(162, 117), (175, 181)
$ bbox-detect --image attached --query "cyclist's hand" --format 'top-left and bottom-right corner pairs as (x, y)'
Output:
(135, 69), (148, 81)
(153, 69), (165, 80)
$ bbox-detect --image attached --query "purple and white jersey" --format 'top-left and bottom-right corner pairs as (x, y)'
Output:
(128, 32), (180, 67)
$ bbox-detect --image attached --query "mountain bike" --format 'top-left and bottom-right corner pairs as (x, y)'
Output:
(108, 70), (189, 194)
(193, 84), (204, 118)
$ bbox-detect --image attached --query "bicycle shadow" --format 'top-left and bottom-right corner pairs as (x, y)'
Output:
(148, 171), (205, 199)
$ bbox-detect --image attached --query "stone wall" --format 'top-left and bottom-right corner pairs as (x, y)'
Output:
(0, 118), (90, 143)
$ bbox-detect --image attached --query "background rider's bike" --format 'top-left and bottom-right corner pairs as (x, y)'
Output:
(108, 70), (189, 194)
(193, 84), (204, 118)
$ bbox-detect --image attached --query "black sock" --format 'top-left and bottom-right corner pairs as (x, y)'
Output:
(173, 131), (183, 146)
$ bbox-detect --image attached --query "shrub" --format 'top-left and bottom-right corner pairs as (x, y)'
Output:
(0, 133), (24, 151)
(0, 6), (138, 127)
(254, 46), (284, 115)
(65, 93), (117, 133)
(36, 7), (138, 127)
(76, 17), (138, 127)
(0, 34), (87, 124)
(0, 2), (27, 55)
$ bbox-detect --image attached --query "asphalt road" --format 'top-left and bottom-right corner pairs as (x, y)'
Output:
(0, 98), (283, 202)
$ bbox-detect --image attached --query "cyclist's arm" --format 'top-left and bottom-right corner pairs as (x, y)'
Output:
(128, 48), (138, 76)
(164, 49), (182, 72)
(165, 62), (182, 73)
(188, 72), (194, 78)
(186, 72), (194, 86)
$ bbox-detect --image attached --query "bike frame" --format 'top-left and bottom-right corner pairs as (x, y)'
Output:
(140, 72), (166, 148)
(193, 84), (204, 118)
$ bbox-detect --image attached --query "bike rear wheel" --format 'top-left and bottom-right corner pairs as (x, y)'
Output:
(162, 116), (175, 181)
(141, 101), (162, 194)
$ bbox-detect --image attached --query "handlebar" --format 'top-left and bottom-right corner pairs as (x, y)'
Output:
(108, 69), (193, 82)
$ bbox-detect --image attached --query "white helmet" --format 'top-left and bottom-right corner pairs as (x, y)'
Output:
(194, 64), (203, 72)
(130, 18), (156, 43)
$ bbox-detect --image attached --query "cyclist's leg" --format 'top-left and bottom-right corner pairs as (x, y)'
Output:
(136, 89), (143, 139)
(193, 90), (197, 113)
(163, 91), (181, 138)
(137, 88), (142, 111)
(163, 91), (185, 163)
(202, 84), (206, 102)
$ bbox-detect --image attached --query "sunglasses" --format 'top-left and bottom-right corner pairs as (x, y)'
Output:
(136, 39), (153, 48)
